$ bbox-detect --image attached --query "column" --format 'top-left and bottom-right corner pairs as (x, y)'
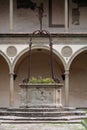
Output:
(9, 0), (13, 31)
(65, 0), (68, 31)
(9, 73), (14, 107)
(65, 70), (69, 107)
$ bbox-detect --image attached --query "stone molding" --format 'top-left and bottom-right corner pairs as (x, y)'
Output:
(0, 33), (87, 45)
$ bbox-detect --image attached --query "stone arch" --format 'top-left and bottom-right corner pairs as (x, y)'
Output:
(12, 45), (66, 72)
(12, 44), (66, 106)
(0, 51), (11, 72)
(0, 50), (11, 107)
(67, 46), (87, 70)
(68, 46), (87, 107)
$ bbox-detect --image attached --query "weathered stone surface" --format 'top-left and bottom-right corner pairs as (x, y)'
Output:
(0, 122), (85, 130)
(0, 34), (87, 45)
(19, 84), (63, 107)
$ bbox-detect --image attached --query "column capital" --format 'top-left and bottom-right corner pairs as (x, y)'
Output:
(65, 70), (69, 75)
(9, 72), (15, 77)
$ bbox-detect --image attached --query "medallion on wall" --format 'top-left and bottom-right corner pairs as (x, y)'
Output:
(6, 46), (17, 57)
(61, 46), (73, 57)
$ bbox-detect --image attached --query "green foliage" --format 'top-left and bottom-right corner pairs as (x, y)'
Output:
(84, 119), (87, 123)
(82, 119), (87, 130)
(29, 77), (55, 84)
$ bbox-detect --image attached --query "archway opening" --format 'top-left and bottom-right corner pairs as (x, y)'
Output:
(14, 48), (65, 106)
(70, 50), (87, 107)
(0, 55), (9, 107)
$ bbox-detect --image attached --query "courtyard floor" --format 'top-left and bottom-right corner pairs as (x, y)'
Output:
(0, 123), (85, 130)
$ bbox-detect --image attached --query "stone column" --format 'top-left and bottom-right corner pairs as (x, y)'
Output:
(9, 73), (14, 107)
(9, 0), (13, 31)
(65, 70), (69, 107)
(65, 0), (68, 31)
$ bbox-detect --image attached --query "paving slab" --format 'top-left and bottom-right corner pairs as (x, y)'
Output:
(0, 123), (85, 130)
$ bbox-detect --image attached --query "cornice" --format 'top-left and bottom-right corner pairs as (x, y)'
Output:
(0, 32), (87, 37)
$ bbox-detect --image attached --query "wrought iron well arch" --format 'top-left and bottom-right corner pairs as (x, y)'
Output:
(22, 2), (60, 84)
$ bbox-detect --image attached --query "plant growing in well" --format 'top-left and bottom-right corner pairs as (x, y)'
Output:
(29, 77), (55, 84)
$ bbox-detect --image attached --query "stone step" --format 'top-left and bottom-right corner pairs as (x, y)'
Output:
(0, 110), (85, 117)
(0, 107), (76, 112)
(4, 108), (62, 112)
(0, 115), (87, 120)
(0, 107), (64, 113)
(0, 119), (82, 124)
(0, 107), (86, 124)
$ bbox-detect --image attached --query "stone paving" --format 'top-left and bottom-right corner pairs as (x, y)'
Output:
(0, 123), (85, 130)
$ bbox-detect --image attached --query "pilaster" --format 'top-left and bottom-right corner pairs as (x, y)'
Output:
(9, 72), (14, 107)
(9, 0), (13, 31)
(65, 70), (69, 107)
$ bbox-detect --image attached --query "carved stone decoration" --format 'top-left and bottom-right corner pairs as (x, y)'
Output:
(61, 46), (73, 57)
(28, 87), (53, 105)
(19, 84), (63, 108)
(6, 46), (17, 57)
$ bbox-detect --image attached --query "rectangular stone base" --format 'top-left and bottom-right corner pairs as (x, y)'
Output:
(19, 83), (63, 108)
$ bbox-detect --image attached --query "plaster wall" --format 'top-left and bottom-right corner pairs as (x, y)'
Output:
(0, 0), (87, 32)
(69, 52), (87, 107)
(0, 42), (86, 66)
(0, 0), (9, 32)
